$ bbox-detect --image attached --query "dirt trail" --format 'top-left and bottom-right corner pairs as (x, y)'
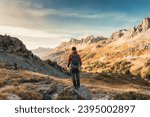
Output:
(51, 73), (150, 99)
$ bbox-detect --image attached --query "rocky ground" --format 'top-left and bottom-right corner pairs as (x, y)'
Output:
(0, 68), (149, 100)
(0, 68), (65, 100)
(55, 73), (150, 99)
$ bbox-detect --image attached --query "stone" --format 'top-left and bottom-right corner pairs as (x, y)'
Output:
(73, 85), (92, 100)
(55, 85), (92, 100)
(5, 93), (21, 100)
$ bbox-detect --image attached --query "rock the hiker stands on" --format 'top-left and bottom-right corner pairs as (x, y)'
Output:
(56, 85), (92, 100)
(73, 85), (92, 100)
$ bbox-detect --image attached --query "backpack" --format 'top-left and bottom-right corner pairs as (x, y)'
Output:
(71, 54), (80, 72)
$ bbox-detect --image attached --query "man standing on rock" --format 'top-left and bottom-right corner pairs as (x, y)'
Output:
(67, 47), (82, 89)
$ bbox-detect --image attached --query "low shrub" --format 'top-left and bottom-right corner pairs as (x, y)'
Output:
(113, 92), (150, 100)
(110, 60), (131, 75)
(130, 66), (142, 77)
(141, 66), (150, 79)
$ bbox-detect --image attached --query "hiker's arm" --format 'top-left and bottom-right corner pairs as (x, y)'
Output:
(79, 55), (82, 66)
(67, 54), (71, 67)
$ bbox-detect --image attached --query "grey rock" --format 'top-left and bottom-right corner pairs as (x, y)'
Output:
(4, 93), (21, 100)
(73, 85), (92, 100)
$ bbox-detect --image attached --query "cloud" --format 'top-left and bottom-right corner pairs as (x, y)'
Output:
(0, 0), (140, 28)
(0, 0), (46, 29)
(0, 25), (71, 39)
(3, 0), (138, 22)
(0, 25), (72, 49)
(0, 0), (142, 49)
(25, 6), (138, 22)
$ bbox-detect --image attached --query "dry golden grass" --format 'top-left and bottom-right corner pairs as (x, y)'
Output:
(53, 71), (150, 98)
(0, 85), (42, 100)
(0, 68), (58, 100)
(0, 93), (6, 100)
(0, 67), (149, 100)
(141, 66), (150, 79)
(130, 66), (142, 77)
(113, 92), (150, 100)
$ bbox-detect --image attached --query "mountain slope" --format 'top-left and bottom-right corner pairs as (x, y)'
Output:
(0, 68), (65, 100)
(0, 35), (66, 77)
(36, 35), (107, 66)
(37, 18), (150, 79)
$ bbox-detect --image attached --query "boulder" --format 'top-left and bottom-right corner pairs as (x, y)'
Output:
(4, 93), (21, 100)
(73, 85), (92, 100)
(56, 85), (92, 100)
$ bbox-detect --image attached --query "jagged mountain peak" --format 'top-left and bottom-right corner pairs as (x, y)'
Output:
(83, 35), (95, 39)
(141, 17), (150, 31)
(109, 17), (150, 41)
(69, 38), (79, 44)
(68, 35), (106, 45)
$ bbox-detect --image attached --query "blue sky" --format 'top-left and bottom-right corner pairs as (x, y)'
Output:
(0, 0), (150, 49)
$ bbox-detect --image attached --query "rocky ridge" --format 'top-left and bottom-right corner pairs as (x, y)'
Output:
(34, 18), (150, 79)
(108, 17), (150, 41)
(0, 35), (66, 77)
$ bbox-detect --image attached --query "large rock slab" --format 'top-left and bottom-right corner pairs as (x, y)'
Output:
(55, 85), (92, 100)
(73, 85), (92, 100)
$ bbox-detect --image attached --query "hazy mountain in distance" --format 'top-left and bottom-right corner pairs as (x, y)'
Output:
(32, 47), (51, 58)
(42, 18), (150, 79)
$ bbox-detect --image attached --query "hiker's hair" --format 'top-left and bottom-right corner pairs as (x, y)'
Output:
(72, 47), (76, 51)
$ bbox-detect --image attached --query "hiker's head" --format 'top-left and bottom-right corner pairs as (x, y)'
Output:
(72, 47), (77, 51)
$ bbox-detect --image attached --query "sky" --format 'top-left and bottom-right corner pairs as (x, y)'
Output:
(0, 0), (150, 49)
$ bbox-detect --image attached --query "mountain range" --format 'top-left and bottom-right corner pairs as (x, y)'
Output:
(33, 18), (150, 79)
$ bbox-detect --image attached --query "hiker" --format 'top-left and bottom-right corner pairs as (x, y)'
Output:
(67, 47), (82, 89)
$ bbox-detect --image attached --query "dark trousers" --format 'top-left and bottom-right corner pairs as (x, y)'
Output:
(71, 71), (80, 88)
